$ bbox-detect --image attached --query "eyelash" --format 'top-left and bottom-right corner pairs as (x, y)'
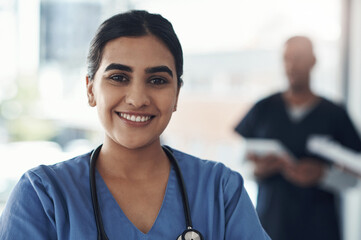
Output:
(109, 74), (128, 82)
(149, 77), (168, 85)
(107, 74), (169, 86)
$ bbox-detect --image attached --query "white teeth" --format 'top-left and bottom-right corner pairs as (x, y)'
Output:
(119, 113), (151, 123)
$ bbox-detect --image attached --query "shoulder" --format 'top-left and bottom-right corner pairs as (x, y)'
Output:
(169, 147), (246, 203)
(19, 151), (92, 201)
(260, 92), (282, 103)
(170, 147), (243, 188)
(243, 92), (282, 119)
(251, 92), (283, 110)
(316, 96), (352, 117)
(172, 148), (232, 173)
(14, 151), (92, 211)
(167, 147), (270, 239)
(318, 97), (346, 111)
(28, 152), (91, 181)
(317, 97), (351, 120)
(0, 152), (92, 239)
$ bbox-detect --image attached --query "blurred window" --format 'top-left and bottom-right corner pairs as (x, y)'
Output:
(0, 0), (343, 214)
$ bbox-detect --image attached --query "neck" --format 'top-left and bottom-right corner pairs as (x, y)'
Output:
(289, 86), (312, 96)
(284, 85), (317, 106)
(97, 138), (169, 180)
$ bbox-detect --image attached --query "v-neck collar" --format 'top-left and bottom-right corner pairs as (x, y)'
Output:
(278, 92), (323, 125)
(94, 165), (176, 238)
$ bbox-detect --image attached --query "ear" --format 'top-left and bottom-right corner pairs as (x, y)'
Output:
(311, 56), (316, 67)
(173, 87), (180, 112)
(86, 75), (96, 107)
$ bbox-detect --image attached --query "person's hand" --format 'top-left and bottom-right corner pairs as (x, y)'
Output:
(248, 153), (292, 179)
(283, 158), (326, 187)
(334, 164), (361, 178)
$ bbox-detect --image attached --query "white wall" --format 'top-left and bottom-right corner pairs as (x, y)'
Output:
(343, 1), (361, 239)
(348, 0), (361, 132)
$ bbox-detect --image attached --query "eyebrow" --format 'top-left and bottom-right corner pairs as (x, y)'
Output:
(104, 63), (173, 78)
(105, 63), (133, 72)
(145, 66), (173, 77)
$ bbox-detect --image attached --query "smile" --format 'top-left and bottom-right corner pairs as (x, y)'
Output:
(118, 112), (153, 123)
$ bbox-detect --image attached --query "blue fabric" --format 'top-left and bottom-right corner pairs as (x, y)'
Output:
(0, 148), (270, 240)
(235, 92), (361, 240)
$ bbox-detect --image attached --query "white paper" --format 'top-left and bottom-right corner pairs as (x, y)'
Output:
(307, 135), (361, 175)
(244, 138), (296, 162)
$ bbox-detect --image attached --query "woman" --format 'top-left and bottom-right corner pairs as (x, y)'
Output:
(0, 10), (270, 239)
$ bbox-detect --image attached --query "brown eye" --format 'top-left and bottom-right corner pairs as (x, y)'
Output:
(110, 74), (128, 82)
(149, 77), (168, 85)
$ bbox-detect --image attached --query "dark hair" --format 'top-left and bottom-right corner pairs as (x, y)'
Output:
(87, 10), (183, 87)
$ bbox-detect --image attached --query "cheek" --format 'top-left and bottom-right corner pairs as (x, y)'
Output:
(158, 92), (178, 113)
(95, 90), (120, 126)
(95, 85), (120, 108)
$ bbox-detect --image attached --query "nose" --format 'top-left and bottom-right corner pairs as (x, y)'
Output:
(124, 83), (150, 108)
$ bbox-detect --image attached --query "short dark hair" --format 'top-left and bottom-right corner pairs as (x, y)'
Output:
(87, 10), (183, 87)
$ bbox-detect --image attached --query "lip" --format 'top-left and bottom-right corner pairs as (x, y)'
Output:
(115, 111), (155, 126)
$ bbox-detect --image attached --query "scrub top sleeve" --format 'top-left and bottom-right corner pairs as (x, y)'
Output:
(334, 107), (361, 151)
(234, 103), (260, 138)
(0, 171), (57, 240)
(223, 171), (270, 240)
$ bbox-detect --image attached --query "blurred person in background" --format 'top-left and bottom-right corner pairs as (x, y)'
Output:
(234, 36), (361, 240)
(0, 10), (270, 239)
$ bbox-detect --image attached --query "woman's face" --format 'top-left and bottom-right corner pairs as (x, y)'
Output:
(86, 35), (179, 150)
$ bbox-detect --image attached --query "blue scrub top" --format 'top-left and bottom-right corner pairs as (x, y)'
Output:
(0, 148), (270, 240)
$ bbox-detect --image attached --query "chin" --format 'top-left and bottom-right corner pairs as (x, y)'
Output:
(116, 138), (160, 151)
(289, 79), (303, 89)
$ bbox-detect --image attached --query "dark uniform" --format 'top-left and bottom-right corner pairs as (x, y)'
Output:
(235, 92), (361, 240)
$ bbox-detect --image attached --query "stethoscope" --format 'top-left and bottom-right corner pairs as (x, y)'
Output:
(89, 144), (204, 240)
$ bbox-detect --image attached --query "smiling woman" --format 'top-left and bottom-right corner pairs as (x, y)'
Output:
(86, 35), (179, 151)
(0, 10), (270, 240)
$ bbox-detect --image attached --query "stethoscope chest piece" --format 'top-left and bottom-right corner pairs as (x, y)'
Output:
(177, 228), (203, 240)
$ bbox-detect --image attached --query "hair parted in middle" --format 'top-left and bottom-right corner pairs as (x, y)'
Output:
(87, 10), (184, 87)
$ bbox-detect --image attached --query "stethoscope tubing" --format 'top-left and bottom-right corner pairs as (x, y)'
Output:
(89, 144), (203, 240)
(162, 145), (193, 229)
(89, 145), (109, 240)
